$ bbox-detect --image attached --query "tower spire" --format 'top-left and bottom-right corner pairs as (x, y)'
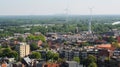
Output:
(88, 8), (93, 34)
(65, 0), (69, 23)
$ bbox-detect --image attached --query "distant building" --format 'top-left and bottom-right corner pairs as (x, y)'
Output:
(34, 32), (41, 35)
(102, 30), (120, 37)
(46, 33), (58, 40)
(24, 33), (31, 37)
(16, 42), (30, 58)
(14, 33), (22, 37)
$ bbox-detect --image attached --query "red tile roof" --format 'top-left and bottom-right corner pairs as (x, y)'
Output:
(96, 44), (115, 50)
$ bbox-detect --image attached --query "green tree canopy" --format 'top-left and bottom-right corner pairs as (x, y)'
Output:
(73, 57), (80, 63)
(9, 51), (18, 60)
(46, 51), (59, 61)
(53, 53), (59, 61)
(0, 48), (18, 60)
(26, 34), (46, 42)
(2, 48), (11, 57)
(30, 52), (41, 59)
(107, 36), (116, 43)
(88, 62), (97, 67)
(58, 58), (65, 63)
(84, 55), (97, 67)
(87, 55), (96, 63)
(17, 36), (24, 42)
(46, 51), (53, 61)
(82, 42), (90, 46)
(112, 42), (120, 48)
(30, 43), (38, 51)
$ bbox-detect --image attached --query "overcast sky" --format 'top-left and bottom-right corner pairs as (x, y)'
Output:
(0, 0), (120, 15)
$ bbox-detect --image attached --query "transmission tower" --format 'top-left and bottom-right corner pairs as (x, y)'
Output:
(88, 8), (93, 34)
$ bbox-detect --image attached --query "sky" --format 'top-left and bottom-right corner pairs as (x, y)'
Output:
(0, 0), (120, 15)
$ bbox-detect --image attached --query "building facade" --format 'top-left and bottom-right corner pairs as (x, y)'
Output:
(16, 43), (30, 58)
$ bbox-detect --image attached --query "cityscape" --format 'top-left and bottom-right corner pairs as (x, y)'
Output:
(0, 0), (120, 67)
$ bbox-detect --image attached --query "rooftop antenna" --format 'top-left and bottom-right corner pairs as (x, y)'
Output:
(88, 8), (93, 34)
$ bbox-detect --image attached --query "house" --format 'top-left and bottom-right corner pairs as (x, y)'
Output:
(96, 44), (115, 50)
(36, 61), (45, 67)
(73, 51), (80, 57)
(37, 40), (43, 46)
(1, 61), (7, 67)
(13, 62), (25, 67)
(98, 49), (112, 57)
(112, 48), (120, 57)
(44, 63), (59, 67)
(113, 50), (120, 56)
(60, 61), (82, 67)
(46, 33), (58, 40)
(59, 50), (74, 61)
(22, 57), (31, 67)
(34, 32), (41, 36)
(66, 61), (78, 67)
(96, 44), (112, 48)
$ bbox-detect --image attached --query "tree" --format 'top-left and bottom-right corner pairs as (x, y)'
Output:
(0, 46), (2, 49)
(84, 55), (97, 67)
(0, 49), (3, 57)
(73, 57), (80, 63)
(0, 47), (18, 60)
(107, 36), (116, 43)
(105, 56), (110, 61)
(112, 42), (120, 48)
(26, 34), (46, 42)
(46, 51), (59, 61)
(17, 36), (24, 42)
(43, 44), (49, 48)
(2, 48), (11, 57)
(88, 62), (97, 67)
(37, 35), (46, 42)
(46, 51), (53, 61)
(9, 51), (18, 60)
(82, 42), (90, 46)
(30, 43), (38, 51)
(30, 52), (41, 59)
(98, 36), (102, 40)
(87, 55), (96, 63)
(58, 58), (65, 63)
(26, 35), (35, 41)
(64, 41), (69, 45)
(53, 53), (59, 61)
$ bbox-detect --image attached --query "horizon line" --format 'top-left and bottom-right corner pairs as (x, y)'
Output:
(0, 14), (120, 16)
